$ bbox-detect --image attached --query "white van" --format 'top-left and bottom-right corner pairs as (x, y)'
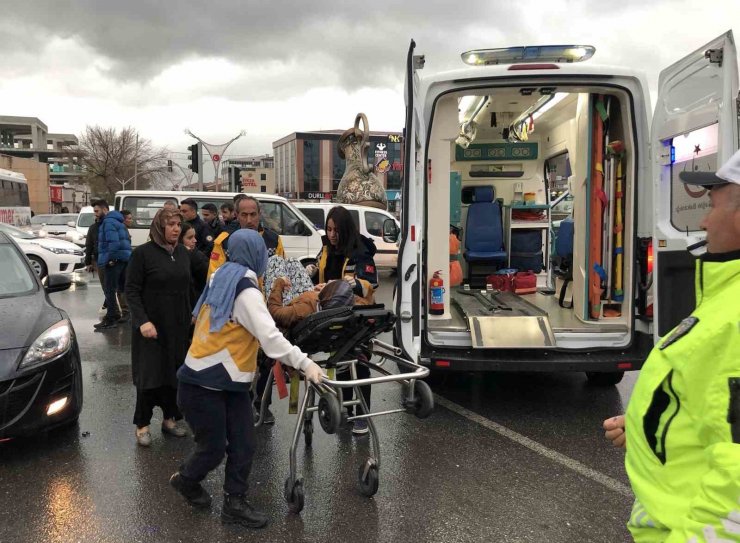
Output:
(393, 34), (737, 384)
(292, 202), (400, 268)
(113, 190), (324, 265)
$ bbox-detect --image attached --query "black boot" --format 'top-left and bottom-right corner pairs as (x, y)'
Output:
(221, 493), (268, 528)
(94, 317), (118, 331)
(169, 472), (212, 508)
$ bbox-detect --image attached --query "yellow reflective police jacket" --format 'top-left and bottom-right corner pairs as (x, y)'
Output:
(625, 251), (740, 542)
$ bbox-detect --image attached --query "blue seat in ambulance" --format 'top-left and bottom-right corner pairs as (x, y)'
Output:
(463, 186), (506, 281)
(553, 216), (574, 308)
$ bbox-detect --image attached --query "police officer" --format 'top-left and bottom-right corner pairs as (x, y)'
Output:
(603, 149), (740, 542)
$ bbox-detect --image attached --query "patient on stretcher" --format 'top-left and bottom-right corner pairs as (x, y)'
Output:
(267, 278), (373, 328)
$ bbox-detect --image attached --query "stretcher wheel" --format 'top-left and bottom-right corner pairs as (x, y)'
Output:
(318, 395), (341, 434)
(284, 477), (305, 514)
(304, 420), (313, 447)
(407, 380), (434, 419)
(357, 461), (379, 497)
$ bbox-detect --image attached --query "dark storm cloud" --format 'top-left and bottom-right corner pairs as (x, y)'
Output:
(3, 1), (525, 89)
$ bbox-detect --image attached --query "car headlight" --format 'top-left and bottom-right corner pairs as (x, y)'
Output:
(20, 320), (73, 369)
(42, 246), (77, 255)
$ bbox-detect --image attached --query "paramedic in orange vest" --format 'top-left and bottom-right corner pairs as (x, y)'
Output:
(208, 195), (284, 278)
(171, 229), (324, 529)
(208, 195), (286, 422)
(306, 205), (378, 435)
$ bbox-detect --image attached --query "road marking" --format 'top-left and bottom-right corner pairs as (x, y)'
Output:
(434, 394), (633, 498)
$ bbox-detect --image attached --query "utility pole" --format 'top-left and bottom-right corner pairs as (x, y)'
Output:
(185, 129), (246, 191)
(134, 133), (139, 190)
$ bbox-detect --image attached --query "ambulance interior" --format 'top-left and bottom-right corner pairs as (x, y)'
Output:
(426, 86), (638, 350)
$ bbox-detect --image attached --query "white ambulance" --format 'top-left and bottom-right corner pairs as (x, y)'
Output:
(392, 33), (737, 384)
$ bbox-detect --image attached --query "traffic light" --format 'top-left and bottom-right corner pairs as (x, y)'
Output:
(167, 159), (173, 172)
(187, 143), (199, 173)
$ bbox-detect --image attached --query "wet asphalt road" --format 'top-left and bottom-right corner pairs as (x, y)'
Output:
(0, 270), (638, 543)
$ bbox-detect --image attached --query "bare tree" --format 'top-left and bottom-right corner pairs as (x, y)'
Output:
(69, 126), (169, 199)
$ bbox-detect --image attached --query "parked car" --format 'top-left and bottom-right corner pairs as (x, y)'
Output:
(0, 231), (83, 439)
(75, 206), (95, 239)
(0, 223), (85, 280)
(35, 213), (86, 247)
(292, 202), (400, 268)
(114, 191), (324, 266)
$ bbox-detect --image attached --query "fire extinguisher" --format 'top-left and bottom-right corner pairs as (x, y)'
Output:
(429, 270), (445, 315)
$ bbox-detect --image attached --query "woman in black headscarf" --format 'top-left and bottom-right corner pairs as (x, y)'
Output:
(125, 208), (192, 447)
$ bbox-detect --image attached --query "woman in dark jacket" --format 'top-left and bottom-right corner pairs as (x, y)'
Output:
(125, 208), (192, 447)
(307, 205), (378, 435)
(179, 222), (209, 312)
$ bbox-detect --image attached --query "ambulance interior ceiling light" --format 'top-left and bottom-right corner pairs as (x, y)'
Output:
(509, 92), (568, 136)
(458, 95), (489, 124)
(461, 45), (595, 66)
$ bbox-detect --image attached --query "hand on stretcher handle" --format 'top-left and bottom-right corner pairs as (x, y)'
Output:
(303, 360), (325, 385)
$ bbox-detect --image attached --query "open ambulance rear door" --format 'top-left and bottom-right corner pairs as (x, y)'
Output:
(651, 30), (738, 338)
(395, 40), (426, 361)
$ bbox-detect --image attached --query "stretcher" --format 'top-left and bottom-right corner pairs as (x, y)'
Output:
(254, 304), (432, 514)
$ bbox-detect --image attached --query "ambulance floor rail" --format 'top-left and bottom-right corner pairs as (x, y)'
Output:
(255, 305), (433, 514)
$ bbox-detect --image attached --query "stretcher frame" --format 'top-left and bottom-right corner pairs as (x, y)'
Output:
(254, 306), (432, 513)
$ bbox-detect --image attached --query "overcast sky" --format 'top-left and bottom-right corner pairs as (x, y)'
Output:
(1, 1), (738, 181)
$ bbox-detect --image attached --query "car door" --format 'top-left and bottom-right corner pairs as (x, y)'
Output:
(651, 30), (739, 337)
(259, 201), (310, 260)
(395, 40), (426, 359)
(364, 209), (397, 268)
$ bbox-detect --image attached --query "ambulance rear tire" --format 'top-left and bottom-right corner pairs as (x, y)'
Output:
(318, 394), (341, 434)
(585, 371), (624, 386)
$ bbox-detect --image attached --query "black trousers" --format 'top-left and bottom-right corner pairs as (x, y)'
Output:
(340, 363), (371, 416)
(103, 261), (126, 320)
(133, 386), (181, 428)
(177, 382), (256, 496)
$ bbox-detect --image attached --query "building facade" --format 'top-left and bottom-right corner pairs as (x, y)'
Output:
(220, 155), (275, 194)
(0, 116), (88, 212)
(272, 130), (403, 210)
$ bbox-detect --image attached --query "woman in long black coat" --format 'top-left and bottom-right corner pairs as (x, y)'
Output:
(125, 208), (192, 447)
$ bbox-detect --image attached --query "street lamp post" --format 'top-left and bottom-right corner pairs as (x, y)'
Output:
(185, 129), (246, 191)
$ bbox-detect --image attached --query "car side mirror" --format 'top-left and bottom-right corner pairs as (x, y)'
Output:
(45, 273), (72, 294)
(67, 221), (76, 227)
(382, 218), (400, 243)
(299, 221), (313, 236)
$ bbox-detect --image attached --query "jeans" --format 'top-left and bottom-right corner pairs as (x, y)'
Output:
(340, 363), (371, 417)
(103, 261), (126, 320)
(177, 382), (256, 495)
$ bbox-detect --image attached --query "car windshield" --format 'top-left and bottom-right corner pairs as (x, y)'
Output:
(77, 213), (95, 227)
(31, 215), (52, 225)
(0, 244), (36, 297)
(0, 222), (37, 239)
(44, 214), (77, 226)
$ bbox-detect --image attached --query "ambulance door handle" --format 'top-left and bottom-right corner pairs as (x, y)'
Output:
(404, 263), (417, 281)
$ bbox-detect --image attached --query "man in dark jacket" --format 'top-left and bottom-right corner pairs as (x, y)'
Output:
(200, 203), (224, 239)
(220, 202), (239, 234)
(179, 198), (212, 255)
(85, 199), (108, 313)
(96, 210), (133, 330)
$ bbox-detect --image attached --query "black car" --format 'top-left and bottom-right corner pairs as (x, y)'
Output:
(0, 231), (82, 440)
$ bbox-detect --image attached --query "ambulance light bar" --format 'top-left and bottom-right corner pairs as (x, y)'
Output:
(462, 45), (595, 66)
